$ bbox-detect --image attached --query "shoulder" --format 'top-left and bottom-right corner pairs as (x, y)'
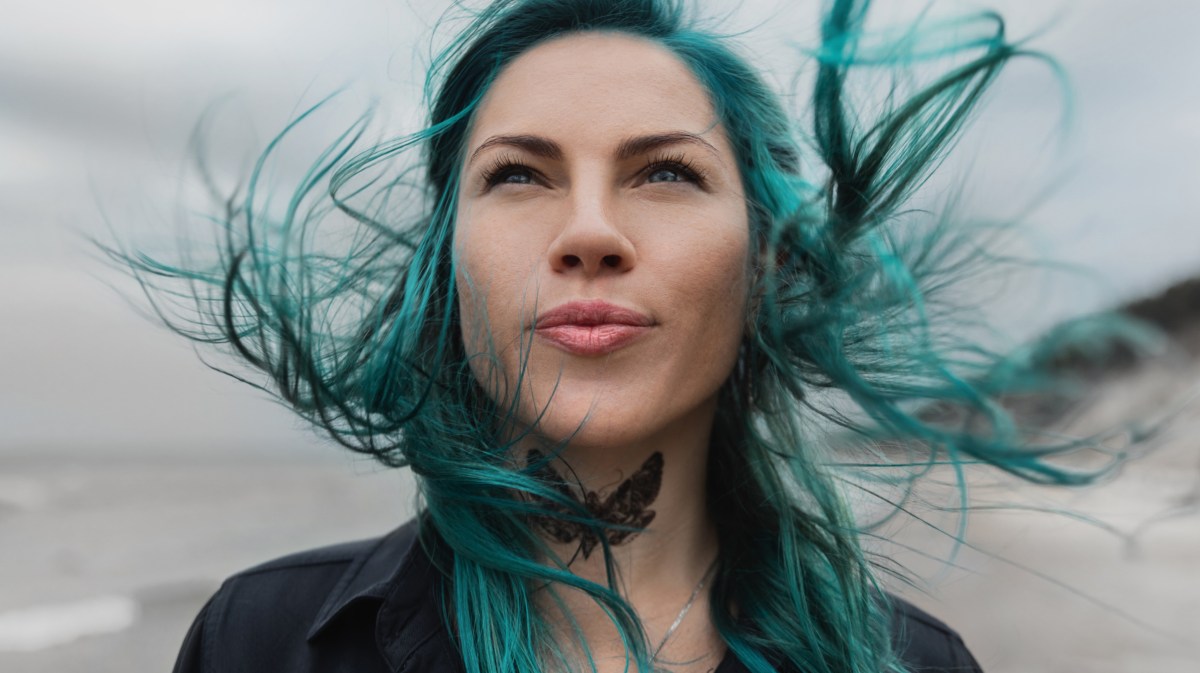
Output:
(217, 533), (386, 597)
(173, 521), (421, 673)
(887, 596), (983, 672)
(203, 536), (379, 632)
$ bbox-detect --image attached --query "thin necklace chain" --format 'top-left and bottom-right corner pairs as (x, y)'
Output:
(650, 558), (718, 665)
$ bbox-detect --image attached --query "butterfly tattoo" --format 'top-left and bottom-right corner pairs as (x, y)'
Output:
(527, 450), (664, 559)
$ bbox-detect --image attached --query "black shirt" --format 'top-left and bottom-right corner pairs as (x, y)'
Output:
(173, 519), (983, 672)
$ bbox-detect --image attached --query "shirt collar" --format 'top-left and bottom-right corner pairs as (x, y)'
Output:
(305, 516), (463, 673)
(305, 517), (424, 641)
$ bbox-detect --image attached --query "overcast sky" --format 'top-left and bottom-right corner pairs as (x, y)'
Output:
(2, 0), (1198, 456)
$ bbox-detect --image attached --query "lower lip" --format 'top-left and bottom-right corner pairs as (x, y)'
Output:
(535, 324), (650, 356)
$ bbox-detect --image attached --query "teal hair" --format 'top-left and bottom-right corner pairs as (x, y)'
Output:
(111, 1), (1149, 671)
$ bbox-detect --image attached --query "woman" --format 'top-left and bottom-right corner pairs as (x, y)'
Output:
(142, 0), (1117, 671)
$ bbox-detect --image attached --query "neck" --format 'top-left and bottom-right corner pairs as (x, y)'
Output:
(519, 397), (725, 671)
(526, 398), (719, 588)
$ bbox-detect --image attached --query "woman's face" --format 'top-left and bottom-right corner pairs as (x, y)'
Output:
(454, 32), (750, 450)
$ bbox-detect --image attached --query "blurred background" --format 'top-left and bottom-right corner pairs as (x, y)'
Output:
(1, 0), (1197, 671)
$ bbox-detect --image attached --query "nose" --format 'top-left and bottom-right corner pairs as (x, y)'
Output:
(546, 192), (636, 276)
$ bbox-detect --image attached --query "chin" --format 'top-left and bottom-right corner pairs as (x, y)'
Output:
(518, 391), (633, 447)
(518, 381), (715, 454)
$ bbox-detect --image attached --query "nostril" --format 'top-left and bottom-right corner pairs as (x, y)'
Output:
(562, 254), (582, 268)
(602, 255), (621, 268)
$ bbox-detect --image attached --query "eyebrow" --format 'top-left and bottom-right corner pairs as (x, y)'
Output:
(468, 134), (562, 166)
(466, 131), (721, 167)
(615, 132), (720, 162)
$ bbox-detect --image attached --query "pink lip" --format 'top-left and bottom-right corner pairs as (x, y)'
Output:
(534, 300), (654, 356)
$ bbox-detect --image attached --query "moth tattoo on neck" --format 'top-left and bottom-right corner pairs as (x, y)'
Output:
(527, 449), (664, 559)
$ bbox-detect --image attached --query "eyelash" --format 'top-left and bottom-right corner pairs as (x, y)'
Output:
(478, 152), (709, 190)
(643, 152), (708, 187)
(479, 153), (532, 189)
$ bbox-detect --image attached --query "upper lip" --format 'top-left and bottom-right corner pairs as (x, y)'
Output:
(534, 300), (654, 328)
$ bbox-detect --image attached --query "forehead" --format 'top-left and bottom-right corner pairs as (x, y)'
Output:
(467, 31), (726, 151)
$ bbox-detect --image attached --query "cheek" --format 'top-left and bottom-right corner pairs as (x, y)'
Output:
(453, 211), (535, 326)
(646, 207), (752, 386)
(453, 235), (510, 407)
(453, 216), (500, 368)
(654, 209), (751, 324)
(453, 212), (546, 398)
(700, 242), (752, 355)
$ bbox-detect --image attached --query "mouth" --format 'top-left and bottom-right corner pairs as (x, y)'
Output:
(533, 300), (654, 356)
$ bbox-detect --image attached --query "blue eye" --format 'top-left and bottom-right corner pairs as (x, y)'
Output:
(496, 168), (533, 185)
(480, 155), (537, 189)
(642, 155), (705, 187)
(648, 167), (685, 183)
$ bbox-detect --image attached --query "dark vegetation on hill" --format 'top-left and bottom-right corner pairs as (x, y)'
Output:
(1046, 275), (1200, 375)
(913, 274), (1200, 432)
